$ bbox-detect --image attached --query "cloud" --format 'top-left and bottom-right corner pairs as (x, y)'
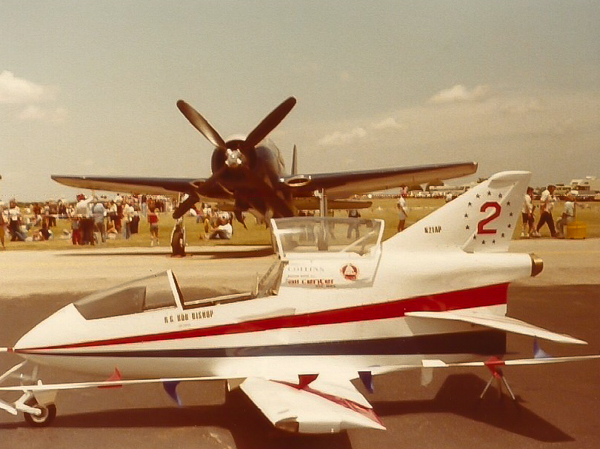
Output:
(318, 127), (367, 146)
(317, 115), (409, 147)
(0, 71), (66, 123)
(18, 105), (68, 123)
(372, 117), (406, 131)
(0, 71), (54, 104)
(317, 115), (407, 147)
(428, 84), (491, 104)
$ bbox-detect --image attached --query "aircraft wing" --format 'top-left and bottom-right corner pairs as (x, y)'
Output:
(405, 309), (587, 345)
(51, 175), (230, 199)
(284, 162), (478, 198)
(239, 376), (385, 433)
(0, 374), (224, 393)
(53, 162), (476, 204)
(420, 354), (600, 369)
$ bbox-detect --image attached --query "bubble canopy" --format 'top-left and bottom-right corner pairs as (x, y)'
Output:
(74, 271), (180, 320)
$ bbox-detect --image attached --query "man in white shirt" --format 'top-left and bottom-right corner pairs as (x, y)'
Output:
(521, 187), (535, 238)
(75, 194), (95, 244)
(397, 191), (409, 232)
(209, 216), (233, 240)
(556, 191), (576, 238)
(8, 199), (25, 241)
(92, 201), (107, 243)
(122, 200), (135, 239)
(534, 184), (557, 237)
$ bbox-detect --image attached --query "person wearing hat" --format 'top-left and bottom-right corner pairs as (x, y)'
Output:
(534, 184), (557, 237)
(556, 191), (577, 238)
(75, 193), (95, 245)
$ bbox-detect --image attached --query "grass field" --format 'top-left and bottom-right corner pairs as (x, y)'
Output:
(2, 198), (599, 251)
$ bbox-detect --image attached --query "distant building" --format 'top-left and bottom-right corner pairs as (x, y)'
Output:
(428, 181), (480, 199)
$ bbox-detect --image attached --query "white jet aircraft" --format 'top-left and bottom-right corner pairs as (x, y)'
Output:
(1, 171), (598, 433)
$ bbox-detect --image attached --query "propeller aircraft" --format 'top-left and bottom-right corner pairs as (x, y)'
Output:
(52, 97), (477, 224)
(1, 171), (598, 432)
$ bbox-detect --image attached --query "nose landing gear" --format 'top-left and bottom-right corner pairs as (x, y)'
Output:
(23, 396), (57, 427)
(0, 360), (58, 427)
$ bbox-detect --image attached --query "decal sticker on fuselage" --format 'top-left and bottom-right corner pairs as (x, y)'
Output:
(341, 264), (359, 281)
(287, 278), (335, 287)
(163, 309), (214, 325)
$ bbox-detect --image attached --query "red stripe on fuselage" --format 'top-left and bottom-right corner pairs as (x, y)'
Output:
(21, 283), (508, 352)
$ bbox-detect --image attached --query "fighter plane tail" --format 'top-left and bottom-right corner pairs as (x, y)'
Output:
(385, 171), (530, 253)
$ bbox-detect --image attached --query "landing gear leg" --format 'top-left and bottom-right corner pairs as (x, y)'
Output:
(480, 358), (517, 401)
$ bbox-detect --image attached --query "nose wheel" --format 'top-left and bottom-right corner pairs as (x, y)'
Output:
(23, 398), (57, 427)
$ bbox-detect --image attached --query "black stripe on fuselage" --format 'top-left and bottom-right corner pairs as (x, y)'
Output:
(29, 330), (506, 358)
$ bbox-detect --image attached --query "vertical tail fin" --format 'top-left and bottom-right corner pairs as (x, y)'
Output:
(384, 171), (531, 253)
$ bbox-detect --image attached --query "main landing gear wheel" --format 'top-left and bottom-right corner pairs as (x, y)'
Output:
(23, 398), (57, 427)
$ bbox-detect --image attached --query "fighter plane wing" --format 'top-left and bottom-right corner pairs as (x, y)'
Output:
(239, 376), (385, 433)
(284, 162), (478, 198)
(51, 175), (230, 199)
(54, 162), (476, 201)
(405, 309), (587, 345)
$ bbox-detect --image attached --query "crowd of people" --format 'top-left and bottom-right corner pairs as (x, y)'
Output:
(0, 184), (587, 250)
(0, 194), (171, 247)
(0, 195), (238, 250)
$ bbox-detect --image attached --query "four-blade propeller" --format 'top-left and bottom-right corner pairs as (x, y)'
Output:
(172, 97), (297, 219)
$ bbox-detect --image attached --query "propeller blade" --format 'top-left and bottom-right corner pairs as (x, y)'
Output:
(172, 192), (200, 219)
(244, 97), (296, 149)
(177, 100), (227, 149)
(234, 209), (247, 229)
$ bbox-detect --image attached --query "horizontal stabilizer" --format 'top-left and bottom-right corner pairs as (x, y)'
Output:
(406, 309), (587, 345)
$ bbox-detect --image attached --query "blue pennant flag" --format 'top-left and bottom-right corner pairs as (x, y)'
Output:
(534, 339), (553, 359)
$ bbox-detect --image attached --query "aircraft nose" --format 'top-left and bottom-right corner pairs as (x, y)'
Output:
(13, 326), (42, 352)
(12, 304), (82, 352)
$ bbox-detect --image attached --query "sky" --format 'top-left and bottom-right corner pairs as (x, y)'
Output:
(1, 0), (599, 202)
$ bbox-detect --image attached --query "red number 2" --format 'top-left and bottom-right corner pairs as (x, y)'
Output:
(478, 202), (501, 234)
